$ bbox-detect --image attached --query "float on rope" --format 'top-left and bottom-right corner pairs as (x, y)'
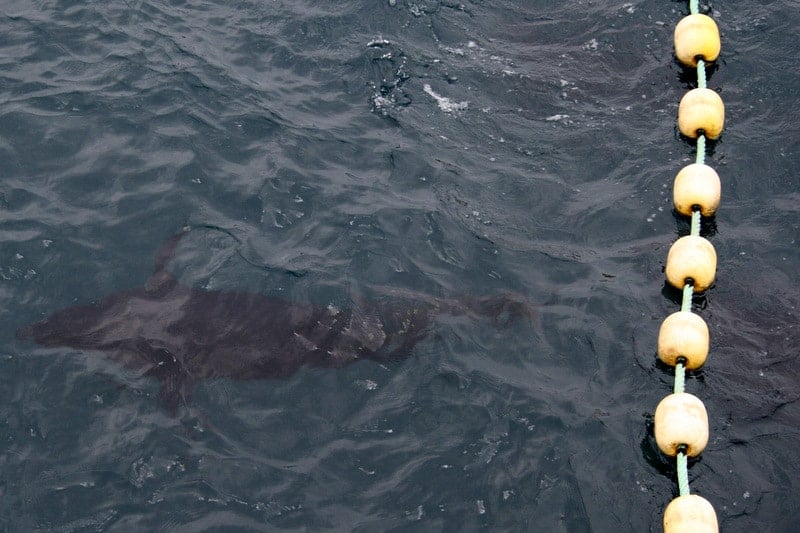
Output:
(664, 494), (719, 533)
(674, 14), (720, 67)
(673, 163), (721, 217)
(658, 311), (710, 370)
(665, 235), (717, 292)
(650, 1), (725, 531)
(678, 88), (725, 140)
(654, 392), (709, 457)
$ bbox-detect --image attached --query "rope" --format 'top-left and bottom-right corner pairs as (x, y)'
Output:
(697, 59), (708, 89)
(691, 209), (701, 237)
(677, 451), (690, 496)
(696, 135), (706, 165)
(695, 58), (709, 166)
(674, 361), (686, 394)
(681, 283), (693, 312)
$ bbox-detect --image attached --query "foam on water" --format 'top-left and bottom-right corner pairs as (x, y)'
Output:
(422, 83), (469, 112)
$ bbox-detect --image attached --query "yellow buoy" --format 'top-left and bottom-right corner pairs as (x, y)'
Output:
(673, 164), (721, 217)
(665, 235), (717, 292)
(654, 392), (709, 457)
(674, 14), (721, 68)
(664, 494), (719, 533)
(658, 311), (710, 370)
(678, 88), (725, 140)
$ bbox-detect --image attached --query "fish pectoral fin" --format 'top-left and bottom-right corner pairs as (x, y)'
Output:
(143, 362), (194, 417)
(156, 371), (194, 417)
(138, 345), (194, 416)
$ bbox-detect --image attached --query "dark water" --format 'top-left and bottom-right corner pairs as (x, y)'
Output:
(1, 0), (798, 530)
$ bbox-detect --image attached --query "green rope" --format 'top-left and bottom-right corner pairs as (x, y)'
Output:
(676, 0), (704, 497)
(691, 209), (701, 237)
(677, 451), (691, 496)
(696, 135), (706, 165)
(681, 283), (693, 312)
(674, 361), (686, 394)
(697, 59), (707, 89)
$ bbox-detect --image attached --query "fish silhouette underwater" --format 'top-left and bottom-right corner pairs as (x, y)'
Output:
(17, 230), (536, 414)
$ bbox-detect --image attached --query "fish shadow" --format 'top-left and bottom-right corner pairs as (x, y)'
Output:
(17, 229), (538, 415)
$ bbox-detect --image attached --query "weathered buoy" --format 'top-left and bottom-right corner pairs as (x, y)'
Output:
(674, 14), (721, 68)
(663, 494), (719, 533)
(658, 311), (710, 370)
(678, 88), (725, 140)
(673, 163), (721, 217)
(665, 235), (717, 292)
(654, 392), (709, 457)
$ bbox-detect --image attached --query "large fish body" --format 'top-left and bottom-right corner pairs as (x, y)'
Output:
(18, 232), (534, 412)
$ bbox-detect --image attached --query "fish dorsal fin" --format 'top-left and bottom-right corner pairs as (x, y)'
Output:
(153, 230), (189, 274)
(145, 270), (178, 294)
(145, 229), (190, 295)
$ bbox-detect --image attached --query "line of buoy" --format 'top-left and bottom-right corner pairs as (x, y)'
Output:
(653, 2), (723, 532)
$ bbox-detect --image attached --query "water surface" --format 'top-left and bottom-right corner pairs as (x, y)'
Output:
(1, 0), (798, 530)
